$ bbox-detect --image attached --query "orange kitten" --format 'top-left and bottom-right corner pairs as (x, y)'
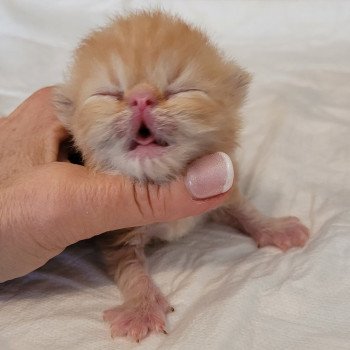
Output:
(55, 11), (309, 342)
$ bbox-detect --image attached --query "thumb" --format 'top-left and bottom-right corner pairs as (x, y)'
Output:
(57, 152), (234, 245)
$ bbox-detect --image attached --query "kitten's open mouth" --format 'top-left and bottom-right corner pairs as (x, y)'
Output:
(128, 123), (169, 158)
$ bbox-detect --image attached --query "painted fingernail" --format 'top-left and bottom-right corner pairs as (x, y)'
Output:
(185, 152), (234, 199)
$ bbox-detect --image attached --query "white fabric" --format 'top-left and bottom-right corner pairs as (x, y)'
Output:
(1, 1), (350, 349)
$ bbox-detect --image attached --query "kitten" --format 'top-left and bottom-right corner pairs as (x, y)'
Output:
(55, 11), (309, 342)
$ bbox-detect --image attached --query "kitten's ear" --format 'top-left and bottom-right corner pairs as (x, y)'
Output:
(231, 67), (251, 101)
(53, 85), (75, 127)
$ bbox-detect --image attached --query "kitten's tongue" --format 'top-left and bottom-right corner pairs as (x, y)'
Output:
(134, 135), (155, 145)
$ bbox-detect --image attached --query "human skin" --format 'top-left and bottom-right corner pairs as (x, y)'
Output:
(0, 87), (232, 283)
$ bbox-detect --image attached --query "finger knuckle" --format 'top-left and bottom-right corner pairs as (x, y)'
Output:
(32, 87), (53, 100)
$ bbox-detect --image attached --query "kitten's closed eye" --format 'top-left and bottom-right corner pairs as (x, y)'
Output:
(93, 91), (124, 100)
(165, 89), (207, 99)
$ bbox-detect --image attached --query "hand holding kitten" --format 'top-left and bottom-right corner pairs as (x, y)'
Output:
(0, 87), (232, 283)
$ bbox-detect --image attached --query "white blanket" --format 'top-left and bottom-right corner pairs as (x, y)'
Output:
(1, 1), (350, 349)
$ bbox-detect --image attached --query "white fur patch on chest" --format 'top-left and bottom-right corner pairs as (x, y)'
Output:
(147, 214), (206, 242)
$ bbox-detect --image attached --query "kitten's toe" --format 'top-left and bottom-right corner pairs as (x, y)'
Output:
(253, 216), (309, 251)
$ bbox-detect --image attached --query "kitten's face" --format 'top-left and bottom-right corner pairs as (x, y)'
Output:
(56, 12), (249, 182)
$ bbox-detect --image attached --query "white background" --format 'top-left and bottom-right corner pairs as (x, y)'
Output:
(0, 1), (350, 349)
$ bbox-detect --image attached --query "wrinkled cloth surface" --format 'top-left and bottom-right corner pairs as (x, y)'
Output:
(1, 1), (350, 349)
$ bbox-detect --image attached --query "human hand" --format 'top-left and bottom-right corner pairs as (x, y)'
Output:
(0, 88), (233, 282)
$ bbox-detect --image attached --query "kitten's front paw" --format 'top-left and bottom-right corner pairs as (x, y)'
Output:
(253, 216), (309, 251)
(103, 296), (174, 342)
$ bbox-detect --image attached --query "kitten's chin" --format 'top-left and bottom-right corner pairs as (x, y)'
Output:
(125, 155), (183, 183)
(98, 149), (187, 183)
(89, 137), (202, 183)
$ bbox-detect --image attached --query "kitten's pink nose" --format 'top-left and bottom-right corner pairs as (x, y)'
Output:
(128, 90), (157, 111)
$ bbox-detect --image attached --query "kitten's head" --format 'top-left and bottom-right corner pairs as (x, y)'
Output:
(55, 11), (250, 182)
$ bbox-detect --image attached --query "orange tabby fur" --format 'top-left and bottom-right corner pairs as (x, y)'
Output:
(55, 11), (309, 342)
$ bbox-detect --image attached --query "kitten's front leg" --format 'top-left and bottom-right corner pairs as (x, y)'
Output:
(211, 187), (309, 251)
(101, 231), (173, 342)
